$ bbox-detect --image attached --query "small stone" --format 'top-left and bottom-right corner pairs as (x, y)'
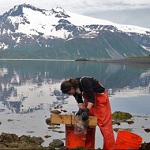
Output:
(144, 128), (150, 133)
(50, 110), (61, 114)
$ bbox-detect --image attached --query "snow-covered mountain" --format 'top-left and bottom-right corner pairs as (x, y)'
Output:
(0, 4), (150, 59)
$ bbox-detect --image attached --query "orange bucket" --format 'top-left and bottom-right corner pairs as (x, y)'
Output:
(65, 125), (96, 149)
(115, 130), (142, 150)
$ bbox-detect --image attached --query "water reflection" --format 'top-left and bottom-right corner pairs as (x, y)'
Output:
(0, 60), (149, 114)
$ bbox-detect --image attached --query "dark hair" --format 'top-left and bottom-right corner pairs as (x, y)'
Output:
(60, 80), (71, 93)
(60, 78), (79, 93)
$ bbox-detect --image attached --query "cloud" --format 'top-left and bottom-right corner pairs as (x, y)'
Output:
(1, 0), (150, 15)
(0, 0), (150, 28)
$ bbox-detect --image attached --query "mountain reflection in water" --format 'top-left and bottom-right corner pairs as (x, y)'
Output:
(0, 60), (149, 115)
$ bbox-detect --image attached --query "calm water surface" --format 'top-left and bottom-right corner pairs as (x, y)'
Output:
(0, 60), (150, 148)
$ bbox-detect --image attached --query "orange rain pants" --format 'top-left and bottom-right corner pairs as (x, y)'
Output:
(83, 91), (115, 150)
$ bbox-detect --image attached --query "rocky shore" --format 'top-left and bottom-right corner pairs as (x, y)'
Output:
(1, 111), (149, 150)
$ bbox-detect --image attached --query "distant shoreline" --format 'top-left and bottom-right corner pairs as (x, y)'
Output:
(0, 57), (150, 64)
(97, 57), (150, 64)
(0, 59), (74, 61)
(75, 57), (150, 65)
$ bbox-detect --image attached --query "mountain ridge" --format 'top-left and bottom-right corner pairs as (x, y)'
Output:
(0, 4), (150, 59)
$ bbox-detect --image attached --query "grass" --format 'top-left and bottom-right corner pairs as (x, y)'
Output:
(129, 55), (150, 58)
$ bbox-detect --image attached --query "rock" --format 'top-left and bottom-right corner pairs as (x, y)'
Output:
(19, 135), (29, 142)
(140, 142), (150, 150)
(52, 130), (64, 133)
(112, 121), (121, 125)
(112, 111), (132, 121)
(0, 133), (19, 143)
(49, 139), (64, 149)
(0, 133), (45, 149)
(70, 146), (85, 150)
(113, 128), (132, 132)
(126, 120), (134, 124)
(0, 143), (7, 149)
(144, 128), (150, 133)
(61, 109), (67, 113)
(44, 135), (51, 138)
(50, 110), (61, 114)
(46, 118), (51, 125)
(0, 137), (3, 142)
(0, 132), (149, 150)
(31, 136), (44, 144)
(19, 135), (44, 144)
(48, 126), (60, 130)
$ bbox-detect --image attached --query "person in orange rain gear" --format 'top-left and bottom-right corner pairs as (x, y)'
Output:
(60, 76), (115, 150)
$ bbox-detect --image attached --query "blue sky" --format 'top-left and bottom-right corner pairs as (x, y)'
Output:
(0, 0), (150, 28)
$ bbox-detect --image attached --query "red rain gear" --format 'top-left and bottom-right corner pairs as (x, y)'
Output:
(83, 91), (115, 150)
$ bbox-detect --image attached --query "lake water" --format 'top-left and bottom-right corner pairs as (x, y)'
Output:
(0, 60), (150, 148)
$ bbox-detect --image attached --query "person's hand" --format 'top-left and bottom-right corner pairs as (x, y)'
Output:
(82, 108), (89, 121)
(76, 108), (84, 116)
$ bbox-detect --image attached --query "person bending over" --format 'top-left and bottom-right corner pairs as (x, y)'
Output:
(60, 76), (115, 150)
